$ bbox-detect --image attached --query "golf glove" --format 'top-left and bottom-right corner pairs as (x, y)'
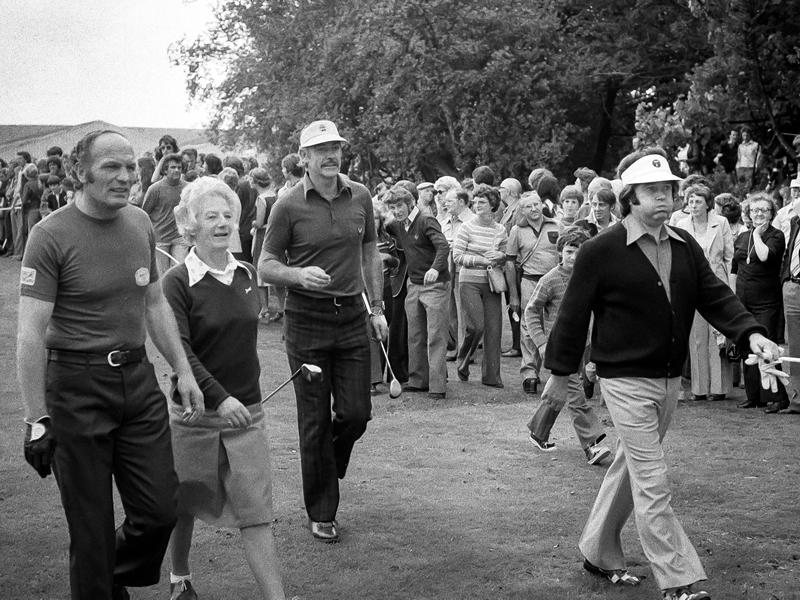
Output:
(24, 417), (55, 478)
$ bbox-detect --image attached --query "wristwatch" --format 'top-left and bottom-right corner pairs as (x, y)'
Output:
(370, 306), (385, 317)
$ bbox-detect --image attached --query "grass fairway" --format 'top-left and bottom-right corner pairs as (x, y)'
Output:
(0, 256), (798, 599)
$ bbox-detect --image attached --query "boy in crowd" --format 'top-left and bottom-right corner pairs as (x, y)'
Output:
(524, 226), (612, 465)
(384, 187), (451, 399)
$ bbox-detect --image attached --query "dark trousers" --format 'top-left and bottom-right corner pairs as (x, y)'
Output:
(742, 301), (788, 406)
(388, 279), (409, 382)
(284, 293), (372, 522)
(457, 280), (503, 386)
(46, 358), (177, 600)
(504, 265), (522, 351)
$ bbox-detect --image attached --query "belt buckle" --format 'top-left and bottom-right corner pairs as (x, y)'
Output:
(107, 350), (125, 367)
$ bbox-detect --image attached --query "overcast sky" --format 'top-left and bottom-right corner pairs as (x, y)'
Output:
(0, 0), (217, 128)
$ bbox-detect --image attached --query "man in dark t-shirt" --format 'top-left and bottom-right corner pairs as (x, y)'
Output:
(259, 120), (387, 544)
(141, 152), (188, 274)
(17, 130), (203, 600)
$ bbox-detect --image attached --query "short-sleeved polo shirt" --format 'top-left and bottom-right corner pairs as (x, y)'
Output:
(20, 203), (158, 352)
(263, 174), (376, 298)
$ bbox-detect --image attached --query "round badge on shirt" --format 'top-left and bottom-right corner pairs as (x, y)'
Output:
(135, 267), (150, 286)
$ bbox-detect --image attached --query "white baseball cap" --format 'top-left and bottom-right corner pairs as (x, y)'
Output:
(790, 177), (800, 188)
(620, 154), (683, 186)
(299, 120), (347, 149)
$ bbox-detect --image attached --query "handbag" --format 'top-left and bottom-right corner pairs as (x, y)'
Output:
(486, 228), (507, 294)
(486, 265), (507, 294)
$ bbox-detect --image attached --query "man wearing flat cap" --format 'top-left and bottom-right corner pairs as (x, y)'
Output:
(259, 120), (387, 543)
(542, 147), (781, 600)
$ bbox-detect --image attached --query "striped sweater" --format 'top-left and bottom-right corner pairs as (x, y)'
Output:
(524, 265), (570, 348)
(452, 218), (508, 283)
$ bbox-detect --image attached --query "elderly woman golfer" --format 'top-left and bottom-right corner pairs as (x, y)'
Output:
(162, 177), (291, 600)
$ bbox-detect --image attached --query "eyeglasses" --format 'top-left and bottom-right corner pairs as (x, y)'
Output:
(749, 207), (770, 214)
(433, 189), (443, 196)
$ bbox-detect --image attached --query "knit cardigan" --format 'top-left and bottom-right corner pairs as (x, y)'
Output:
(545, 222), (765, 379)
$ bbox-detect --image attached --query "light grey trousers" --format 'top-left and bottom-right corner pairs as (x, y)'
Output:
(579, 376), (707, 591)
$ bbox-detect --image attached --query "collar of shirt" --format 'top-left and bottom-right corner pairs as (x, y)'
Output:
(406, 206), (420, 229)
(454, 207), (475, 224)
(623, 214), (685, 246)
(301, 172), (351, 200)
(184, 247), (250, 287)
(587, 212), (619, 227)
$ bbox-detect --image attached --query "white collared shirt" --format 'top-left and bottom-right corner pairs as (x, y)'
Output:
(184, 247), (250, 287)
(405, 206), (420, 230)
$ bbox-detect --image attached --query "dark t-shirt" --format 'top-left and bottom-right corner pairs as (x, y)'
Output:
(263, 174), (376, 297)
(20, 203), (158, 352)
(141, 177), (186, 244)
(162, 262), (261, 410)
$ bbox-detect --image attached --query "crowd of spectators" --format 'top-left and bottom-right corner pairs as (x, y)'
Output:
(4, 126), (800, 423)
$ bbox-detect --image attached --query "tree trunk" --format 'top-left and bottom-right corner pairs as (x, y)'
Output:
(592, 79), (620, 173)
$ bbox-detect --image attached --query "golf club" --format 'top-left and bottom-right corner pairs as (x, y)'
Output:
(261, 363), (323, 403)
(155, 246), (180, 265)
(361, 292), (402, 398)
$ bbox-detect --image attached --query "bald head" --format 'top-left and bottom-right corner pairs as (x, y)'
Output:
(500, 178), (522, 198)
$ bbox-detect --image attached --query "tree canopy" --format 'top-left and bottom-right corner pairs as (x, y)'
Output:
(173, 0), (797, 183)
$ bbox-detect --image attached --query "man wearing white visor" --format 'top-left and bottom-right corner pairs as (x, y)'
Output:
(542, 147), (781, 600)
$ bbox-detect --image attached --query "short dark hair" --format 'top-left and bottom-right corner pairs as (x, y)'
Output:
(473, 184), (502, 212)
(684, 184), (714, 211)
(75, 129), (125, 169)
(181, 148), (198, 160)
(16, 151), (32, 164)
(616, 146), (679, 217)
(472, 165), (495, 186)
(204, 153), (223, 175)
(162, 153), (183, 173)
(593, 188), (617, 208)
(679, 173), (711, 195)
(46, 146), (63, 157)
(223, 155), (245, 176)
(383, 187), (415, 208)
(157, 134), (179, 154)
(282, 153), (304, 178)
(534, 174), (560, 203)
(559, 185), (584, 205)
(46, 155), (62, 170)
(392, 180), (419, 201)
(46, 175), (60, 186)
(574, 167), (597, 183)
(719, 198), (742, 225)
(557, 226), (591, 253)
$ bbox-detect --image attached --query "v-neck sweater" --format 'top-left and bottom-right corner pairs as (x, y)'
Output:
(545, 223), (764, 379)
(162, 263), (261, 410)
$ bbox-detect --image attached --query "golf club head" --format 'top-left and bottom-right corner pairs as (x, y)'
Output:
(300, 363), (323, 383)
(388, 378), (402, 398)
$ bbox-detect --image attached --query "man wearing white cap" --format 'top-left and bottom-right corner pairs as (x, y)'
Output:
(542, 146), (781, 600)
(259, 120), (388, 543)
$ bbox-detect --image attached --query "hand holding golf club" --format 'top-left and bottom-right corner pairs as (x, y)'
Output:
(262, 364), (324, 403)
(361, 293), (402, 398)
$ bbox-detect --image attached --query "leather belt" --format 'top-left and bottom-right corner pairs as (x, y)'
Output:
(47, 346), (147, 367)
(521, 273), (543, 281)
(288, 292), (361, 307)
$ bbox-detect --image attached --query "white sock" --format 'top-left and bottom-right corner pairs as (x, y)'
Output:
(170, 572), (192, 584)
